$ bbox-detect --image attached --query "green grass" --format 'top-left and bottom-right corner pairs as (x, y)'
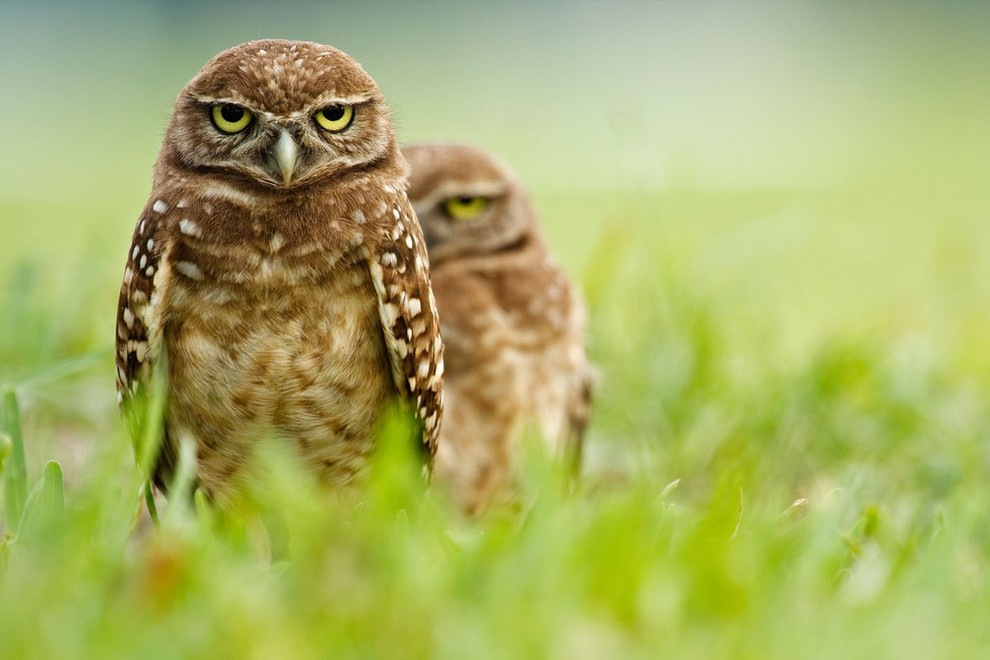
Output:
(3, 181), (990, 657)
(4, 2), (990, 657)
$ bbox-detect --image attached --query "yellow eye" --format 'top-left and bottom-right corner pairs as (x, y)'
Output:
(210, 104), (253, 134)
(443, 196), (489, 220)
(314, 105), (354, 132)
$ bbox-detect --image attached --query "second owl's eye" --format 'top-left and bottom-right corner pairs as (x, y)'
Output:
(443, 196), (489, 221)
(314, 105), (355, 132)
(210, 104), (253, 134)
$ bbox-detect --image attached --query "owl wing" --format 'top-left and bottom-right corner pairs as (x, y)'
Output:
(115, 198), (174, 484)
(367, 198), (445, 459)
(115, 202), (165, 402)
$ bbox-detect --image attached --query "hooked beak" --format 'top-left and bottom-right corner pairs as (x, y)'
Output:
(268, 130), (300, 185)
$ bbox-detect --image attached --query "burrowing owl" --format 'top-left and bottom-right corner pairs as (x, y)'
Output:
(115, 40), (443, 505)
(402, 143), (592, 514)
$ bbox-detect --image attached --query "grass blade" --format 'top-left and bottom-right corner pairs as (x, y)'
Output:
(0, 433), (10, 481)
(144, 481), (159, 526)
(1, 389), (27, 533)
(40, 461), (64, 521)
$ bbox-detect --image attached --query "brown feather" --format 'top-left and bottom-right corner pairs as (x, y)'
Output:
(115, 41), (443, 504)
(403, 143), (593, 514)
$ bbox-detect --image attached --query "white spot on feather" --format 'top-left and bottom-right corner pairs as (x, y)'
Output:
(381, 302), (399, 327)
(122, 308), (135, 328)
(407, 297), (422, 317)
(203, 183), (255, 206)
(175, 261), (203, 281)
(179, 219), (201, 237)
(381, 252), (398, 267)
(152, 200), (167, 214)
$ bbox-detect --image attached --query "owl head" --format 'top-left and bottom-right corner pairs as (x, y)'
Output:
(159, 39), (400, 189)
(402, 143), (539, 265)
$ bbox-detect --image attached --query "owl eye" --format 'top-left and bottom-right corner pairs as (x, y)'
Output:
(314, 105), (354, 132)
(442, 196), (489, 221)
(210, 104), (253, 134)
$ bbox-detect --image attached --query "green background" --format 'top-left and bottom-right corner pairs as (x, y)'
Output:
(2, 2), (990, 657)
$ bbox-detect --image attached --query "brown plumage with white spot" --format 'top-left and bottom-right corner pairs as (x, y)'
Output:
(115, 40), (443, 505)
(403, 143), (592, 515)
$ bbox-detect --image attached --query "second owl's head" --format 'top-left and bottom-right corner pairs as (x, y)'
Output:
(162, 39), (398, 188)
(403, 143), (541, 265)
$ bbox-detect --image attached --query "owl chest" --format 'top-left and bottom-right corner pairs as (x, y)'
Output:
(160, 246), (393, 449)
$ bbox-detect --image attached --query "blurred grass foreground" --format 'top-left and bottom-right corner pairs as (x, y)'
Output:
(3, 2), (990, 657)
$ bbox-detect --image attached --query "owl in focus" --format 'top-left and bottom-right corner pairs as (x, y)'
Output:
(114, 40), (444, 506)
(402, 143), (592, 514)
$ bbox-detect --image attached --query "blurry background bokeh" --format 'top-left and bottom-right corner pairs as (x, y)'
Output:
(4, 1), (990, 346)
(2, 0), (990, 465)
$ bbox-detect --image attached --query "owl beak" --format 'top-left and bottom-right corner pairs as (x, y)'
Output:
(269, 130), (300, 185)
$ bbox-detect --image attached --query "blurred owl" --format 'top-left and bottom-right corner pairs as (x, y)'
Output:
(403, 143), (592, 514)
(114, 40), (444, 506)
